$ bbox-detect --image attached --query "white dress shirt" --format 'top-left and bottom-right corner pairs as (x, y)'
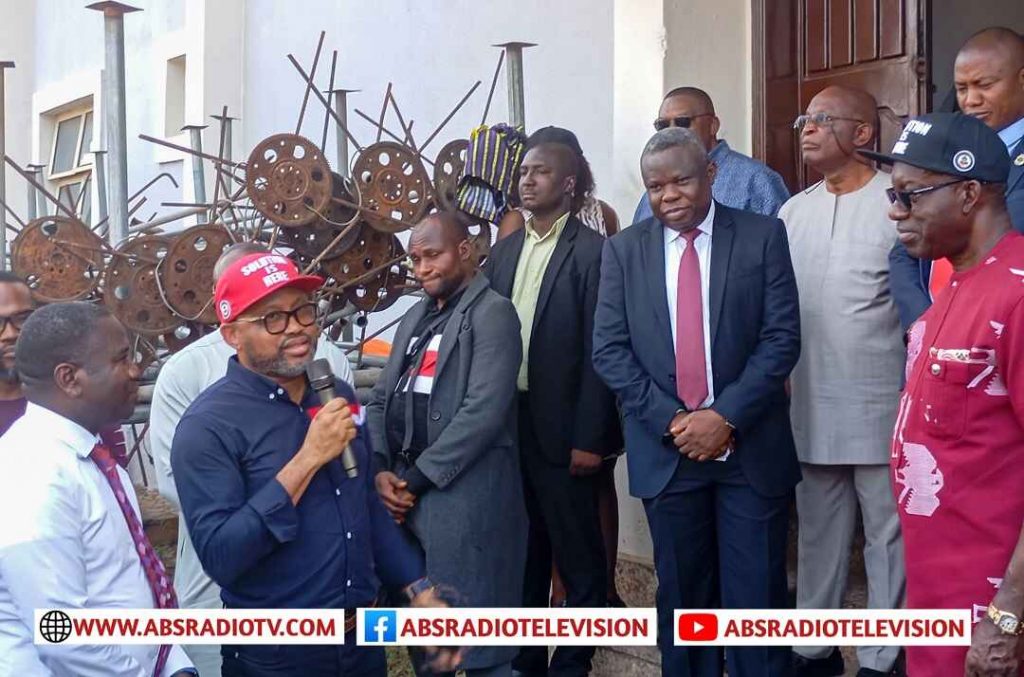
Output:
(664, 201), (716, 409)
(148, 329), (354, 675)
(0, 403), (192, 677)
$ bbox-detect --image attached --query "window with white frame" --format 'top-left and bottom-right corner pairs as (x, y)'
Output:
(48, 107), (94, 223)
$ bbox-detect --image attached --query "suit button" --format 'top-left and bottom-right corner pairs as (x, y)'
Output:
(668, 374), (676, 381)
(930, 363), (941, 376)
(431, 411), (441, 421)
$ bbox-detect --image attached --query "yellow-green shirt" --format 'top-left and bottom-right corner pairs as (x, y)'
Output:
(511, 212), (569, 391)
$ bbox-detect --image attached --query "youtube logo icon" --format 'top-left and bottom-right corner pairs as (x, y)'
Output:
(677, 613), (719, 642)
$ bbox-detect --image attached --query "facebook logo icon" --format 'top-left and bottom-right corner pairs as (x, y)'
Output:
(364, 610), (397, 643)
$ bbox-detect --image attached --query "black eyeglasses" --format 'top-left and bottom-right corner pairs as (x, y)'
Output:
(234, 302), (319, 335)
(653, 113), (714, 131)
(793, 113), (865, 131)
(885, 180), (969, 210)
(0, 309), (33, 333)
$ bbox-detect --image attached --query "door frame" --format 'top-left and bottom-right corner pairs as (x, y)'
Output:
(750, 0), (932, 167)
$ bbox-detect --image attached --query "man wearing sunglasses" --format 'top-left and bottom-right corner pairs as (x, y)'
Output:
(171, 253), (456, 676)
(780, 86), (906, 677)
(632, 86), (790, 224)
(888, 27), (1024, 332)
(860, 113), (1024, 677)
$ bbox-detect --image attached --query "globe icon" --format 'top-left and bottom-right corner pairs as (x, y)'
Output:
(39, 610), (72, 643)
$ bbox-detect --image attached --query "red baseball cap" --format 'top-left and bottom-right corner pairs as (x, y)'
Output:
(214, 253), (324, 324)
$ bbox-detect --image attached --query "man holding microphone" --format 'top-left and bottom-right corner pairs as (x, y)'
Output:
(172, 252), (455, 676)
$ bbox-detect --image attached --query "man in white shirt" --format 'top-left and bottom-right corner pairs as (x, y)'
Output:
(149, 242), (353, 676)
(0, 302), (194, 676)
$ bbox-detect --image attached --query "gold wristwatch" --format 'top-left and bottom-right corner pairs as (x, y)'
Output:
(987, 603), (1024, 635)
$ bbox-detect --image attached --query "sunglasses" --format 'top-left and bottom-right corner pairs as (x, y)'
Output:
(0, 309), (33, 334)
(885, 179), (971, 210)
(234, 302), (319, 335)
(653, 113), (714, 131)
(792, 112), (865, 131)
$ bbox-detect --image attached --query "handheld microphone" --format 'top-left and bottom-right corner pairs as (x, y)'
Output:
(306, 358), (358, 478)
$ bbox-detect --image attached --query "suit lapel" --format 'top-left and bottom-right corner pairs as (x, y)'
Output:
(1008, 138), (1024, 194)
(494, 229), (525, 297)
(708, 204), (734, 349)
(433, 273), (487, 379)
(642, 220), (672, 347)
(532, 218), (578, 333)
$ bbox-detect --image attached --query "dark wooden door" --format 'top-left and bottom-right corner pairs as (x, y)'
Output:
(754, 0), (928, 191)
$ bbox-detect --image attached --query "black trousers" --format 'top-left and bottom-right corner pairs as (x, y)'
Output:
(512, 395), (607, 677)
(643, 458), (792, 677)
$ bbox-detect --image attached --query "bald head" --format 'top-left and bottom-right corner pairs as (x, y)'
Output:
(408, 211), (474, 303)
(959, 27), (1024, 66)
(815, 86), (879, 133)
(955, 27), (1024, 131)
(416, 211), (469, 247)
(800, 86), (879, 175)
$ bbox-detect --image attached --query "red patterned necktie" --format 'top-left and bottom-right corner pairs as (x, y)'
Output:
(90, 444), (176, 677)
(675, 229), (709, 410)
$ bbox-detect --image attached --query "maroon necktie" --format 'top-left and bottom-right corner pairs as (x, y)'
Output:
(90, 444), (176, 677)
(675, 229), (709, 410)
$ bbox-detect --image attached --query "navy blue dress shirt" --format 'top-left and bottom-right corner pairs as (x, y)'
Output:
(171, 357), (424, 610)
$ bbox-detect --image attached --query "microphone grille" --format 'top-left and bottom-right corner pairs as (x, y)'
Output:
(306, 358), (334, 386)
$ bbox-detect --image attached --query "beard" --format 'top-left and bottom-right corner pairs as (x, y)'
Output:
(243, 335), (314, 379)
(0, 366), (17, 384)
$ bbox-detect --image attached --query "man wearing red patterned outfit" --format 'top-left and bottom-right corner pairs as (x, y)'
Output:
(863, 112), (1024, 676)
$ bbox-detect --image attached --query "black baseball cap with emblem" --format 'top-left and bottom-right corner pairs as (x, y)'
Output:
(860, 112), (1010, 184)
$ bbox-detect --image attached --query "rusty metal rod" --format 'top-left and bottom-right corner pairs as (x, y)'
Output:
(211, 106), (228, 217)
(138, 133), (244, 169)
(4, 155), (78, 220)
(295, 31), (326, 135)
(322, 251), (406, 292)
(375, 83), (392, 144)
(342, 310), (413, 355)
(162, 201), (256, 209)
(351, 109), (434, 167)
(127, 195), (146, 218)
(92, 171), (180, 233)
(300, 216), (362, 274)
(328, 194), (418, 230)
(482, 50), (505, 125)
(286, 54), (363, 152)
(0, 197), (25, 229)
(320, 50), (338, 155)
(388, 90), (420, 152)
(420, 80), (481, 152)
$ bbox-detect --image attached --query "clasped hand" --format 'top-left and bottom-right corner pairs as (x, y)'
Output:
(669, 409), (733, 461)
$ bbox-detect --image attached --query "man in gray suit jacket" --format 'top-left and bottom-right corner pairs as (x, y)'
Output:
(367, 212), (527, 677)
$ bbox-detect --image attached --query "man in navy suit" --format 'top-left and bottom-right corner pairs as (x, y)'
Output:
(593, 127), (801, 677)
(889, 27), (1024, 330)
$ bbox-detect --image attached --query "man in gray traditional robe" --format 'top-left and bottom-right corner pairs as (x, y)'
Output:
(780, 86), (906, 677)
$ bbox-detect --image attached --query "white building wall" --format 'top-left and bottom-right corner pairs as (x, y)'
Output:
(0, 1), (33, 221)
(0, 0), (753, 562)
